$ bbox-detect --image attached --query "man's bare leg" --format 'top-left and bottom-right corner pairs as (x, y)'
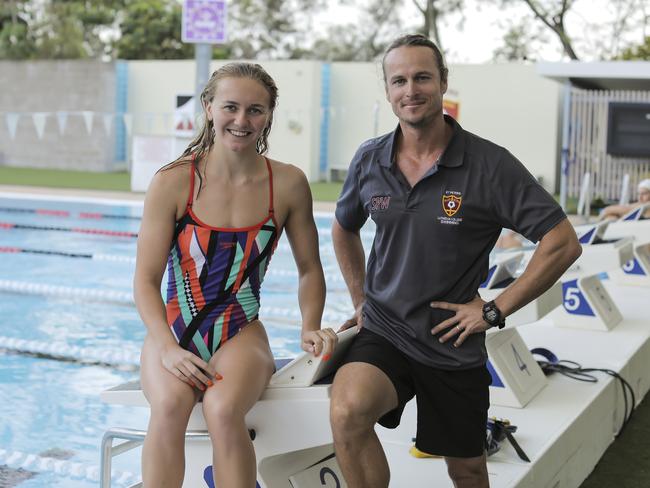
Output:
(330, 362), (398, 488)
(445, 453), (489, 488)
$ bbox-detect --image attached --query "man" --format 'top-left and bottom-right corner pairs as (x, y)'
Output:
(330, 34), (582, 488)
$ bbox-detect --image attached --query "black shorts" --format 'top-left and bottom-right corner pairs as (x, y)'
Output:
(340, 327), (491, 458)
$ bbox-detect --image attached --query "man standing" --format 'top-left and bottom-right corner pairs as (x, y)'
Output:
(330, 34), (582, 488)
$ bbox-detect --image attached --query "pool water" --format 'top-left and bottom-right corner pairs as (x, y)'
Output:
(0, 194), (372, 487)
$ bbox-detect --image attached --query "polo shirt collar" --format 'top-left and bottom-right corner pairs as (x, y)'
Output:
(377, 114), (466, 169)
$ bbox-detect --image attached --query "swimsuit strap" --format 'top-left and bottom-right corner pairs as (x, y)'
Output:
(264, 156), (275, 215)
(187, 152), (197, 210)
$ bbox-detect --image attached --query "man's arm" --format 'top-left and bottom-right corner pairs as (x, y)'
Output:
(431, 218), (582, 346)
(332, 219), (366, 330)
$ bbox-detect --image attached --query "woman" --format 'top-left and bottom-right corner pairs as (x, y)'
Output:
(134, 63), (338, 488)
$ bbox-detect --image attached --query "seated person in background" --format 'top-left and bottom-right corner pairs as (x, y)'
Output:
(600, 179), (650, 220)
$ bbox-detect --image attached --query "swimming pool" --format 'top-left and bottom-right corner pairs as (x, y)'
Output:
(0, 193), (373, 487)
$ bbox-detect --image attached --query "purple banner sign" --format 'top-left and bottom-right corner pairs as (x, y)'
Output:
(182, 0), (227, 44)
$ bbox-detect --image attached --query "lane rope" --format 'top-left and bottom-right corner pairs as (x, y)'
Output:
(0, 336), (140, 369)
(0, 280), (351, 323)
(0, 206), (141, 221)
(0, 222), (137, 238)
(0, 280), (133, 304)
(0, 447), (139, 486)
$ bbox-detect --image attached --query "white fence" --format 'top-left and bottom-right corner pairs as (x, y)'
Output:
(568, 88), (650, 201)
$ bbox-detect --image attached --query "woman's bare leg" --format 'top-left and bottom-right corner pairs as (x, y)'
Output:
(140, 335), (199, 488)
(202, 321), (275, 488)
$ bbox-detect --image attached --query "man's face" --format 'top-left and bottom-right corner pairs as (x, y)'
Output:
(383, 46), (447, 128)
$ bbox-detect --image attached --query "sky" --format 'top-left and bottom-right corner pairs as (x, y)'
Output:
(315, 0), (648, 63)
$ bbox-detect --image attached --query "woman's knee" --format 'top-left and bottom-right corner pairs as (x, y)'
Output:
(149, 390), (195, 421)
(202, 397), (245, 433)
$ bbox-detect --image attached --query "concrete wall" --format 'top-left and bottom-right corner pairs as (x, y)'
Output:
(449, 63), (562, 192)
(0, 59), (562, 189)
(0, 61), (117, 171)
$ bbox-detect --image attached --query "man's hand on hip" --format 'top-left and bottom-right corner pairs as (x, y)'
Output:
(430, 296), (490, 347)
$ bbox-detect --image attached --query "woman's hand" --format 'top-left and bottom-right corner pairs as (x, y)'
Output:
(159, 343), (221, 391)
(301, 328), (339, 359)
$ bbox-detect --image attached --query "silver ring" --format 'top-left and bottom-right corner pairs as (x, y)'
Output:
(456, 325), (462, 331)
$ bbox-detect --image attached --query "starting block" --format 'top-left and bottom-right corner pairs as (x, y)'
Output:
(480, 253), (563, 408)
(549, 222), (633, 331)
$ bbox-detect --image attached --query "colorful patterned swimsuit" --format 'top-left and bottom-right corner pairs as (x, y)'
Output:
(165, 158), (279, 362)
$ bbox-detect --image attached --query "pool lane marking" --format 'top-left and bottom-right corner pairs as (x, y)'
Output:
(0, 447), (139, 486)
(0, 335), (140, 370)
(0, 221), (138, 238)
(0, 206), (142, 220)
(0, 279), (352, 323)
(0, 247), (135, 262)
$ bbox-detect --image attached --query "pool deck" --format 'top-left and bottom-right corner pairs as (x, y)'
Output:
(0, 184), (338, 213)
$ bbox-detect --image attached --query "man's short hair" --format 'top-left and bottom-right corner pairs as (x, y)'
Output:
(382, 34), (448, 85)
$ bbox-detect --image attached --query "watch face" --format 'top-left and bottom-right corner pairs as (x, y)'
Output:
(485, 309), (498, 322)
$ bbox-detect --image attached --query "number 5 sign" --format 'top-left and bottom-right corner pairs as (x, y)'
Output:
(550, 274), (622, 331)
(609, 243), (650, 287)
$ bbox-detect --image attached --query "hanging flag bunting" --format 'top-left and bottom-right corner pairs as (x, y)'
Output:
(102, 113), (113, 136)
(56, 111), (68, 136)
(32, 112), (47, 140)
(6, 113), (19, 140)
(123, 113), (133, 136)
(81, 111), (94, 134)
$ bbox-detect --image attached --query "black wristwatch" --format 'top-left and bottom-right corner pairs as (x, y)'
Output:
(482, 300), (505, 329)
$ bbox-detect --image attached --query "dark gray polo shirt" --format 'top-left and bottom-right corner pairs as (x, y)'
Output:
(335, 116), (566, 369)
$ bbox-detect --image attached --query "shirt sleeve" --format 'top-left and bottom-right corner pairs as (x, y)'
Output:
(335, 147), (369, 231)
(489, 148), (567, 243)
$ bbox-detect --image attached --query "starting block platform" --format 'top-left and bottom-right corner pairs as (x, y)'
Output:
(101, 286), (650, 487)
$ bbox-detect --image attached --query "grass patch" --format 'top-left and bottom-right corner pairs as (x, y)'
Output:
(309, 182), (343, 202)
(0, 166), (130, 191)
(0, 166), (343, 201)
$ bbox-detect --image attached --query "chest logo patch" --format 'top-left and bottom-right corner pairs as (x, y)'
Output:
(370, 195), (391, 212)
(442, 194), (462, 217)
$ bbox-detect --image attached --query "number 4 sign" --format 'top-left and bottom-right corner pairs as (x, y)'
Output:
(486, 328), (547, 408)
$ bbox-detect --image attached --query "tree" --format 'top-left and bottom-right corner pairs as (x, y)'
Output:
(0, 0), (124, 59)
(507, 0), (579, 60)
(410, 0), (464, 52)
(492, 16), (548, 61)
(227, 0), (325, 59)
(35, 0), (124, 59)
(0, 1), (36, 59)
(497, 0), (650, 61)
(619, 36), (650, 60)
(113, 0), (194, 59)
(307, 0), (401, 61)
